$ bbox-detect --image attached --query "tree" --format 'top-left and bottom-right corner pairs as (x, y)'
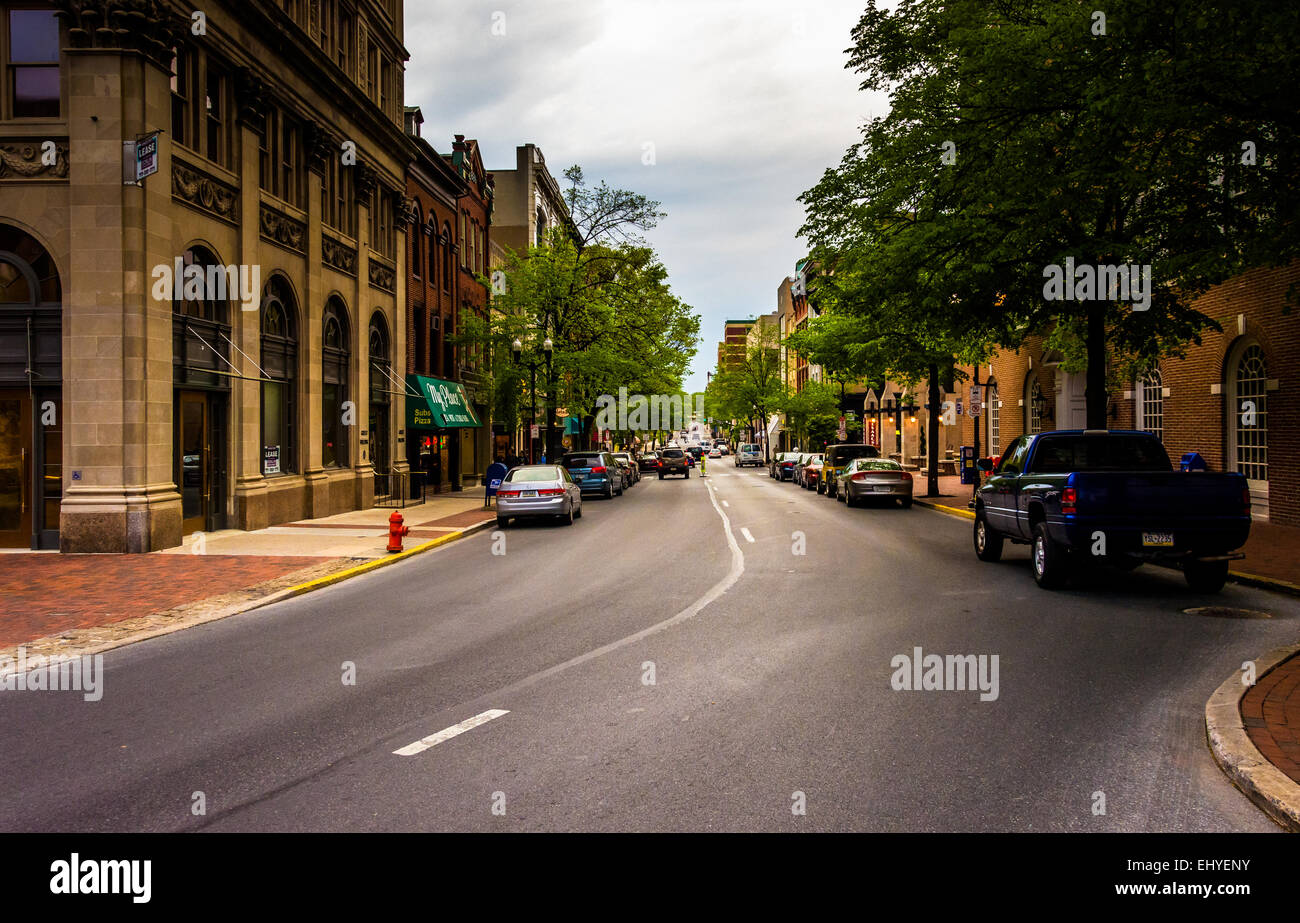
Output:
(802, 0), (1300, 429)
(779, 379), (841, 451)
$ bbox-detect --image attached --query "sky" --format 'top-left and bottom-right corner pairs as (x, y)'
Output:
(404, 0), (889, 394)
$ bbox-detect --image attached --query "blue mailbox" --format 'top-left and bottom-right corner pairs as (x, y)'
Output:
(484, 462), (509, 504)
(1180, 452), (1207, 472)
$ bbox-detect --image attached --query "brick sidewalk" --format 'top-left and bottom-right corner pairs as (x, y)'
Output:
(0, 554), (335, 648)
(1242, 652), (1300, 785)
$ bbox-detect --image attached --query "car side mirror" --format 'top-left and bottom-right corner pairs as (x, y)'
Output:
(976, 458), (993, 472)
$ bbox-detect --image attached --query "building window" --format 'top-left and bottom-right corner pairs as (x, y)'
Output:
(442, 223), (452, 291)
(369, 314), (391, 474)
(987, 383), (1000, 456)
(1232, 343), (1268, 483)
(337, 9), (353, 74)
(261, 277), (299, 476)
(410, 203), (422, 279)
(170, 46), (193, 147)
(460, 213), (467, 267)
(535, 206), (546, 246)
(259, 108), (303, 207)
(204, 62), (229, 167)
(370, 188), (394, 258)
(380, 57), (390, 117)
(322, 298), (350, 468)
(7, 9), (60, 119)
(321, 154), (355, 237)
(366, 42), (378, 102)
(1136, 369), (1163, 443)
(1024, 376), (1043, 435)
(427, 214), (437, 290)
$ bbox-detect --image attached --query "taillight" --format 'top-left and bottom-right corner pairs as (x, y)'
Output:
(851, 473), (867, 480)
(538, 488), (565, 495)
(498, 489), (520, 498)
(591, 466), (606, 473)
(901, 472), (912, 481)
(1242, 488), (1251, 510)
(1061, 487), (1078, 515)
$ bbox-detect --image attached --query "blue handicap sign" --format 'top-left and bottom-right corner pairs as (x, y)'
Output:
(484, 462), (509, 498)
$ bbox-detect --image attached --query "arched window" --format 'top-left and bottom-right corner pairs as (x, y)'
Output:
(426, 210), (436, 290)
(442, 223), (452, 291)
(369, 313), (391, 475)
(535, 206), (546, 246)
(260, 276), (298, 475)
(322, 298), (350, 468)
(1136, 369), (1163, 443)
(410, 204), (422, 280)
(1230, 342), (1268, 484)
(1024, 375), (1043, 435)
(987, 382), (1000, 456)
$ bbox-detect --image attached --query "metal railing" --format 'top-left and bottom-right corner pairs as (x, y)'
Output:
(374, 470), (427, 508)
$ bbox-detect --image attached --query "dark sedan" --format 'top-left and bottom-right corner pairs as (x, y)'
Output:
(560, 451), (625, 498)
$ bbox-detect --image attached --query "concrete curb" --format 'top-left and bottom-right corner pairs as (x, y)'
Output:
(1205, 643), (1300, 832)
(913, 496), (1300, 597)
(242, 517), (497, 613)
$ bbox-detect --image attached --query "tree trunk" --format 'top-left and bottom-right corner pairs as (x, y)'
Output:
(1086, 300), (1108, 430)
(927, 362), (941, 497)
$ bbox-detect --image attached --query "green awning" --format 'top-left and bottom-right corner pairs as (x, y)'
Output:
(406, 375), (482, 428)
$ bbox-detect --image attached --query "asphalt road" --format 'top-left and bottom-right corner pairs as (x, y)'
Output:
(2, 464), (1296, 832)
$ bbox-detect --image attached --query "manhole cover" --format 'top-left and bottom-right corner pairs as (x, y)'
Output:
(1182, 606), (1272, 619)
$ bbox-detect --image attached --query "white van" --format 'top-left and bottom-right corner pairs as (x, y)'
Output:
(735, 443), (763, 467)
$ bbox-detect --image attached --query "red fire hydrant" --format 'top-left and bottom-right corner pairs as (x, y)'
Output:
(387, 511), (410, 553)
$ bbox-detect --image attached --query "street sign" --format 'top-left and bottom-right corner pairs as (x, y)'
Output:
(837, 416), (847, 441)
(529, 424), (540, 439)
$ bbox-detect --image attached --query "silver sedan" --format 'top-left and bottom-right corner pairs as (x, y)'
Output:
(839, 458), (914, 508)
(496, 465), (583, 526)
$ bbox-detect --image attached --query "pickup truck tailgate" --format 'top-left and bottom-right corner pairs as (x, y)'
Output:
(1066, 471), (1250, 552)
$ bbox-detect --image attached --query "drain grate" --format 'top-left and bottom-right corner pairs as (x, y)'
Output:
(1182, 606), (1273, 619)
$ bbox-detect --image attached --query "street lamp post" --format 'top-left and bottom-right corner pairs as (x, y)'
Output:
(511, 335), (553, 463)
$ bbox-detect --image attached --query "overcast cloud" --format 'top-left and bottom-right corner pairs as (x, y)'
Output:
(405, 1), (888, 392)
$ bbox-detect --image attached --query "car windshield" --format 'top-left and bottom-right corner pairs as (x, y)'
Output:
(830, 446), (879, 463)
(661, 449), (684, 457)
(742, 445), (759, 452)
(563, 455), (603, 468)
(1030, 435), (1172, 473)
(504, 466), (561, 482)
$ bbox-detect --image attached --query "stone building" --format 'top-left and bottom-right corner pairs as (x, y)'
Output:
(0, 0), (411, 551)
(489, 142), (569, 257)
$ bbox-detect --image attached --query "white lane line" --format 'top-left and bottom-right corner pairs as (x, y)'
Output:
(722, 500), (730, 507)
(394, 709), (509, 756)
(740, 527), (755, 543)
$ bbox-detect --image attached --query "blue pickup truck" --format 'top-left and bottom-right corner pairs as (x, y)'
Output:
(973, 430), (1251, 592)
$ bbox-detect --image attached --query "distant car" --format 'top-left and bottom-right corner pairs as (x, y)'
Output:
(769, 452), (801, 480)
(611, 452), (640, 485)
(735, 443), (763, 467)
(658, 447), (690, 478)
(839, 457), (914, 508)
(708, 447), (722, 458)
(496, 465), (582, 527)
(794, 453), (823, 488)
(638, 452), (661, 473)
(561, 451), (625, 499)
(821, 444), (883, 497)
(687, 445), (705, 460)
(802, 457), (825, 491)
(716, 444), (730, 455)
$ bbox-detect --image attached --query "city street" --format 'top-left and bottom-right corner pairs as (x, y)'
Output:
(1, 467), (1294, 832)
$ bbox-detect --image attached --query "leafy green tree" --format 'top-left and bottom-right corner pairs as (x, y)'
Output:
(802, 0), (1300, 430)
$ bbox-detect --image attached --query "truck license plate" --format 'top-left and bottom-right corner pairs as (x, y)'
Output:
(1142, 531), (1174, 547)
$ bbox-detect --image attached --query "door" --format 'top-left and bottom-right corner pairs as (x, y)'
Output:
(177, 391), (209, 535)
(0, 391), (31, 547)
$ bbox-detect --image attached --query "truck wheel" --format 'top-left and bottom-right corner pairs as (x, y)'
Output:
(1031, 522), (1068, 589)
(974, 510), (1003, 562)
(1184, 559), (1229, 593)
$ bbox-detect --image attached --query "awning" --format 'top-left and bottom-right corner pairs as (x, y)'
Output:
(767, 413), (784, 437)
(406, 375), (482, 428)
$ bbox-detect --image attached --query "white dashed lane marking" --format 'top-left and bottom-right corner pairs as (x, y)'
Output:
(740, 528), (755, 543)
(394, 709), (510, 756)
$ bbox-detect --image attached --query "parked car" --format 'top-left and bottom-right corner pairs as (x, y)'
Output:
(658, 447), (690, 478)
(769, 451), (802, 480)
(495, 465), (582, 527)
(735, 443), (763, 467)
(973, 430), (1251, 591)
(821, 444), (883, 497)
(838, 457), (914, 508)
(611, 452), (639, 485)
(716, 443), (730, 455)
(560, 451), (625, 499)
(794, 453), (823, 488)
(802, 456), (825, 490)
(638, 452), (662, 473)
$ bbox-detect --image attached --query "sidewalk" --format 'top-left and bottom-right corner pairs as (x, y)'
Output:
(911, 474), (1300, 594)
(0, 492), (497, 661)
